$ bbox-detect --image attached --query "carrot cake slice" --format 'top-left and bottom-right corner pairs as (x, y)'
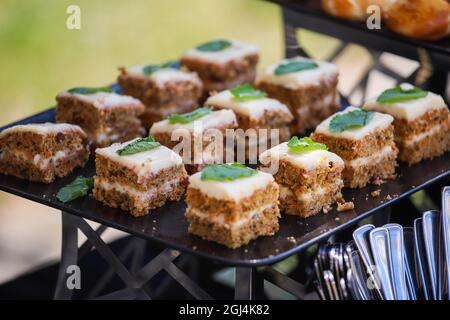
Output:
(181, 39), (259, 98)
(150, 107), (238, 173)
(363, 83), (450, 164)
(118, 61), (203, 129)
(311, 106), (398, 188)
(56, 86), (145, 148)
(259, 137), (344, 218)
(205, 84), (293, 160)
(93, 136), (188, 217)
(0, 123), (89, 183)
(185, 163), (280, 249)
(255, 56), (340, 133)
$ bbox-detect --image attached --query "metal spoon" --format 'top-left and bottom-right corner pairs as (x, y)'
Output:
(422, 210), (440, 300)
(414, 218), (431, 300)
(403, 227), (418, 300)
(385, 223), (409, 300)
(441, 187), (450, 300)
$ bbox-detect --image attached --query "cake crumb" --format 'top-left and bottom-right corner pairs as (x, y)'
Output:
(372, 176), (385, 186)
(337, 201), (354, 212)
(322, 204), (332, 214)
(192, 246), (197, 251)
(385, 194), (392, 200)
(371, 189), (381, 197)
(287, 236), (296, 243)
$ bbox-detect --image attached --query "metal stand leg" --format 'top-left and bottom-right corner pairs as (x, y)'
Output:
(54, 211), (212, 300)
(234, 267), (260, 300)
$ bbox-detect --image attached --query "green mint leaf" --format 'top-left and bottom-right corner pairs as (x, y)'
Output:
(287, 136), (327, 153)
(168, 107), (213, 124)
(274, 60), (318, 75)
(117, 136), (160, 156)
(230, 84), (267, 102)
(56, 176), (94, 203)
(142, 60), (179, 75)
(68, 86), (114, 95)
(196, 40), (231, 52)
(329, 109), (375, 133)
(376, 85), (428, 104)
(200, 163), (257, 181)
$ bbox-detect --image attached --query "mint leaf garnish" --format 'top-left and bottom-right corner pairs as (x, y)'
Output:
(142, 60), (179, 75)
(329, 109), (375, 133)
(196, 40), (231, 52)
(168, 107), (212, 124)
(376, 85), (427, 104)
(56, 176), (94, 203)
(287, 136), (327, 153)
(274, 60), (318, 75)
(68, 86), (114, 95)
(200, 163), (257, 182)
(117, 136), (160, 156)
(230, 84), (267, 102)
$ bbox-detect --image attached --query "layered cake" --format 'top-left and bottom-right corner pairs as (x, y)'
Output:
(118, 61), (203, 128)
(363, 83), (450, 164)
(311, 106), (398, 188)
(93, 136), (188, 217)
(255, 56), (340, 133)
(150, 107), (238, 173)
(56, 86), (145, 147)
(185, 163), (280, 248)
(181, 39), (259, 97)
(205, 84), (293, 161)
(259, 137), (344, 218)
(0, 123), (89, 183)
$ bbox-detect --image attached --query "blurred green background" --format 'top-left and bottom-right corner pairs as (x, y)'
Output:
(0, 0), (286, 125)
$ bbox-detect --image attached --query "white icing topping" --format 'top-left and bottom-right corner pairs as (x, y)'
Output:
(188, 170), (274, 201)
(95, 138), (183, 176)
(58, 91), (143, 110)
(126, 66), (201, 86)
(149, 109), (237, 134)
(259, 142), (344, 170)
(315, 106), (394, 140)
(363, 91), (447, 121)
(0, 122), (84, 138)
(186, 203), (276, 229)
(345, 145), (396, 167)
(182, 40), (259, 64)
(255, 56), (338, 89)
(205, 90), (293, 120)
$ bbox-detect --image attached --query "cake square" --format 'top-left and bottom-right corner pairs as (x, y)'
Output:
(255, 56), (340, 133)
(56, 87), (145, 148)
(363, 83), (450, 164)
(180, 39), (259, 97)
(118, 62), (203, 129)
(311, 106), (398, 188)
(93, 137), (188, 217)
(185, 163), (280, 249)
(0, 123), (89, 183)
(150, 107), (238, 173)
(259, 138), (344, 218)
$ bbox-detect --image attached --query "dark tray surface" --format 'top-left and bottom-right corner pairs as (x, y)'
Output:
(1, 108), (449, 266)
(270, 0), (450, 61)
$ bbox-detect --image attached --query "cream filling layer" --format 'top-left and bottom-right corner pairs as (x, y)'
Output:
(398, 122), (444, 146)
(187, 203), (276, 229)
(95, 177), (182, 203)
(345, 145), (396, 168)
(279, 185), (326, 202)
(2, 148), (78, 170)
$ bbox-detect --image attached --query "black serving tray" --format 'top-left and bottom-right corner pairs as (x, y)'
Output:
(1, 108), (449, 266)
(269, 0), (450, 68)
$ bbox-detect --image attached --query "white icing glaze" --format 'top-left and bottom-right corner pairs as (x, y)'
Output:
(188, 169), (274, 201)
(182, 39), (259, 64)
(205, 90), (293, 120)
(58, 91), (143, 110)
(363, 91), (447, 121)
(315, 106), (394, 140)
(0, 122), (84, 138)
(126, 65), (201, 86)
(95, 138), (183, 176)
(255, 56), (338, 89)
(259, 142), (344, 170)
(149, 109), (237, 134)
